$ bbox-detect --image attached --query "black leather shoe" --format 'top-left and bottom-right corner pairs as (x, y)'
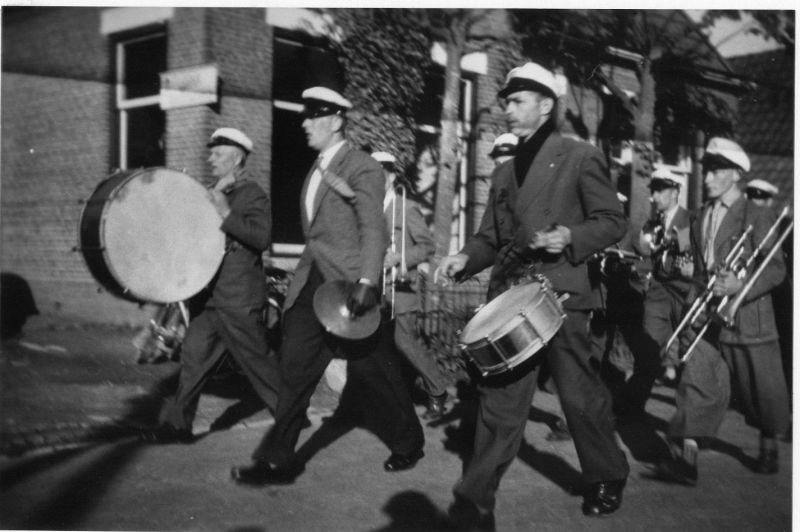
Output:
(755, 448), (779, 474)
(140, 424), (194, 444)
(582, 478), (626, 517)
(447, 495), (496, 532)
(230, 461), (301, 486)
(383, 448), (424, 472)
(647, 456), (698, 486)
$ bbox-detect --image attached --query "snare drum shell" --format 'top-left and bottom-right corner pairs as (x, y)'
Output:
(78, 168), (225, 304)
(459, 282), (565, 376)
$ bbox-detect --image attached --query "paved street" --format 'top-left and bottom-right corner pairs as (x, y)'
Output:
(0, 323), (792, 531)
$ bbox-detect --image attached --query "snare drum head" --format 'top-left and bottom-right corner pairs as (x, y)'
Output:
(101, 168), (225, 303)
(460, 282), (543, 343)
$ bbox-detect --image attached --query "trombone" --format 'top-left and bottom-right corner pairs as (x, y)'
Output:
(383, 184), (409, 319)
(665, 205), (792, 362)
(717, 208), (793, 327)
(662, 225), (753, 362)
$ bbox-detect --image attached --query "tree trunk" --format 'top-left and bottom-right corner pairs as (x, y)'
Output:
(628, 56), (657, 239)
(432, 35), (465, 263)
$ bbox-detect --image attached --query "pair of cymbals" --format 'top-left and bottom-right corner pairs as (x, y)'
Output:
(313, 281), (380, 340)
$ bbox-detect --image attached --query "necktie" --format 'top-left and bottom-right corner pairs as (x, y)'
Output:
(704, 201), (723, 269)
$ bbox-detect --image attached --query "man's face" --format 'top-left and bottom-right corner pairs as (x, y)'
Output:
(416, 148), (437, 195)
(751, 197), (773, 208)
(208, 145), (242, 179)
(503, 91), (551, 138)
(493, 154), (513, 167)
(383, 169), (396, 192)
(704, 167), (739, 200)
(650, 187), (678, 213)
(302, 114), (339, 152)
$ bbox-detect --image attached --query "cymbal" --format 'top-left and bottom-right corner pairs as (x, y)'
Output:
(313, 280), (380, 340)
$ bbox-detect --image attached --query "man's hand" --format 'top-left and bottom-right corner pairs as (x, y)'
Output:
(434, 253), (469, 284)
(207, 189), (231, 220)
(530, 225), (571, 254)
(383, 250), (401, 270)
(676, 255), (694, 279)
(346, 282), (379, 316)
(713, 270), (743, 297)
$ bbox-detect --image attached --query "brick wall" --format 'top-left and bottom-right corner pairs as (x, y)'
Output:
(4, 9), (124, 326)
(2, 7), (277, 326)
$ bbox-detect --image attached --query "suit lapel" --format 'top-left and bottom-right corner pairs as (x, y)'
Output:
(714, 196), (746, 264)
(309, 143), (351, 228)
(515, 134), (564, 218)
(693, 204), (709, 273)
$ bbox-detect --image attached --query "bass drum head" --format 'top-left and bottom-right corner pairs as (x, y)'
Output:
(101, 168), (225, 303)
(460, 282), (543, 344)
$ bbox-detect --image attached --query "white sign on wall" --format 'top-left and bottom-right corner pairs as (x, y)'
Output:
(159, 64), (218, 110)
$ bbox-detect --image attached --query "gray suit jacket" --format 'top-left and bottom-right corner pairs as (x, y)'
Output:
(460, 132), (627, 310)
(284, 143), (387, 311)
(689, 195), (785, 344)
(385, 194), (435, 314)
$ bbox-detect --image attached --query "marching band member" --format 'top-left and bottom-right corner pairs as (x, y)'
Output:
(745, 179), (779, 208)
(373, 151), (451, 419)
(231, 87), (424, 486)
(652, 137), (788, 485)
(617, 168), (692, 420)
(437, 62), (629, 526)
(147, 128), (279, 443)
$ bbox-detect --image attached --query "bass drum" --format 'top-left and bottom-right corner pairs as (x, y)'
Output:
(78, 167), (225, 304)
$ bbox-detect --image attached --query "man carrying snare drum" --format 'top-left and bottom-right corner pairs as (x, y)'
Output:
(143, 127), (280, 444)
(436, 62), (629, 527)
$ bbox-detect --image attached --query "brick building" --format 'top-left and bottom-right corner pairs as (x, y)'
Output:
(2, 7), (511, 325)
(1, 7), (739, 327)
(726, 48), (794, 200)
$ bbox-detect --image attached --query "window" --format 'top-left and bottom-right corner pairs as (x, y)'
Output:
(116, 32), (166, 169)
(413, 66), (474, 253)
(270, 33), (341, 251)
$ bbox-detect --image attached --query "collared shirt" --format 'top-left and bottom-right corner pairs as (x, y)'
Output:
(702, 191), (739, 268)
(383, 188), (395, 212)
(305, 139), (346, 222)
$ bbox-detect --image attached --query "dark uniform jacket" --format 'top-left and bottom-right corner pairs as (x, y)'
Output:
(651, 206), (693, 298)
(689, 195), (785, 344)
(459, 132), (627, 310)
(285, 143), (387, 312)
(207, 176), (271, 309)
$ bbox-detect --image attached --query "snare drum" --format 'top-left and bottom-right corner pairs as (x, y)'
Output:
(78, 167), (225, 303)
(458, 281), (566, 377)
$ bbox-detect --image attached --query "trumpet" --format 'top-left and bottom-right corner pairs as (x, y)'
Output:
(640, 219), (665, 254)
(383, 184), (410, 319)
(662, 225), (754, 362)
(717, 207), (793, 327)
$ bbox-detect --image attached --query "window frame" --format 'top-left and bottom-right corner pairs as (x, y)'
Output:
(114, 30), (166, 170)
